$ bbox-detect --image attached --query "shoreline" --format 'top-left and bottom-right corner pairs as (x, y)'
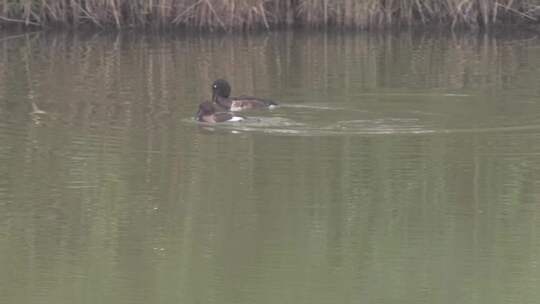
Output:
(1, 24), (539, 36)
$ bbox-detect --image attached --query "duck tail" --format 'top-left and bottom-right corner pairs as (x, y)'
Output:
(266, 99), (278, 106)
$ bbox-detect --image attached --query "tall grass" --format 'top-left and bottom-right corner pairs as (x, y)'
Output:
(0, 0), (539, 30)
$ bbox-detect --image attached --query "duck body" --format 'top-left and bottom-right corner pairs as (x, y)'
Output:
(212, 79), (277, 111)
(196, 101), (244, 123)
(215, 95), (278, 112)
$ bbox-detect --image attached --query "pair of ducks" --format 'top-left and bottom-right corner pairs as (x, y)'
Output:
(196, 79), (277, 123)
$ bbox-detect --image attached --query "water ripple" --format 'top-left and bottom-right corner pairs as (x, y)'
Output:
(186, 115), (540, 136)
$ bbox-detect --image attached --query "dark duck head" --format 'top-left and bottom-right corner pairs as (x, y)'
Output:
(211, 79), (277, 111)
(212, 79), (232, 109)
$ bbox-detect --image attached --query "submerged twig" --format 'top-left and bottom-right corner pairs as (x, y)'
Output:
(0, 15), (39, 26)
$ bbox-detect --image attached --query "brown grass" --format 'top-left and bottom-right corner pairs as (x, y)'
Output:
(0, 0), (538, 30)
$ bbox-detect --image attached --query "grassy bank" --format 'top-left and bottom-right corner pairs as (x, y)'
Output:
(0, 0), (539, 30)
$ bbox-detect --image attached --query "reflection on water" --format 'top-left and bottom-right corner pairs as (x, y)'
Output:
(1, 30), (540, 304)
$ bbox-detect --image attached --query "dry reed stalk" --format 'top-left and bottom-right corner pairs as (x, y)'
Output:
(0, 0), (539, 29)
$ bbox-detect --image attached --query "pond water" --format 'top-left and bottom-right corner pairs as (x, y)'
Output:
(1, 29), (540, 304)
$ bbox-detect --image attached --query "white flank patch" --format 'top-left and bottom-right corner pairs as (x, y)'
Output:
(228, 116), (244, 122)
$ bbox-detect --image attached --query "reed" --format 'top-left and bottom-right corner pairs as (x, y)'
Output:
(0, 0), (538, 30)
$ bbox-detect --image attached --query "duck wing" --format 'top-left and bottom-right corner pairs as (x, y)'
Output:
(231, 96), (278, 110)
(213, 112), (244, 122)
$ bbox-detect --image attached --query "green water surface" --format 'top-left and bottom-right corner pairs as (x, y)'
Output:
(1, 30), (540, 304)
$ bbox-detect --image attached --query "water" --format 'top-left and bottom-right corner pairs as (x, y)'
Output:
(1, 30), (540, 304)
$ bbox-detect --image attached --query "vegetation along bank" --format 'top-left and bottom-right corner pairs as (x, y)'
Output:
(0, 0), (539, 30)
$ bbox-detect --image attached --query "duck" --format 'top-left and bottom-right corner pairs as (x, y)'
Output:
(212, 79), (278, 112)
(195, 101), (244, 123)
